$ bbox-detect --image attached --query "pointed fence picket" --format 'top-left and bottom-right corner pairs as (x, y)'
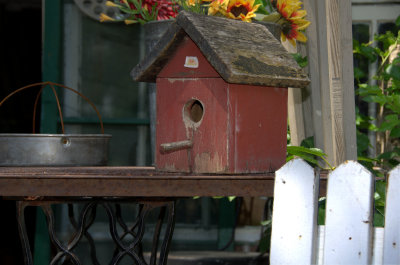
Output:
(269, 159), (400, 265)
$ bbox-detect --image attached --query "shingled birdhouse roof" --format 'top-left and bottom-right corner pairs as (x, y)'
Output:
(131, 11), (310, 88)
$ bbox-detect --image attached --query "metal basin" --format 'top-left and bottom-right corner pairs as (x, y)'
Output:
(0, 134), (111, 166)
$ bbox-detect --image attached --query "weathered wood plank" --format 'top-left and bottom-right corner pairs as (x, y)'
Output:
(338, 0), (358, 162)
(326, 0), (346, 165)
(287, 86), (306, 146)
(303, 0), (332, 164)
(382, 165), (400, 264)
(326, 0), (357, 165)
(323, 161), (374, 264)
(282, 40), (306, 146)
(302, 0), (357, 166)
(270, 159), (319, 264)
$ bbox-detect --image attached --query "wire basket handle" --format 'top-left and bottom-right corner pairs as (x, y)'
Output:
(0, 81), (105, 134)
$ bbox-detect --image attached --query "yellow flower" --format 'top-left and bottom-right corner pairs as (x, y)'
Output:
(187, 0), (198, 6)
(106, 1), (119, 7)
(226, 0), (260, 22)
(205, 0), (229, 16)
(99, 13), (115, 22)
(275, 0), (310, 46)
(125, 19), (139, 24)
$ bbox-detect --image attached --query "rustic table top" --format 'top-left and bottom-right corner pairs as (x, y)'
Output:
(0, 167), (327, 198)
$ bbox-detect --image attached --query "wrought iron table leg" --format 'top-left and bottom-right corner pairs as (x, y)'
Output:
(16, 199), (176, 265)
(16, 201), (34, 265)
(157, 202), (176, 265)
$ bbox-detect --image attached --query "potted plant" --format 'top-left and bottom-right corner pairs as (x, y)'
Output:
(99, 0), (310, 45)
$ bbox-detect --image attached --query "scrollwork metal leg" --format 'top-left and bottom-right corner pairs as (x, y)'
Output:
(15, 199), (176, 265)
(68, 203), (100, 265)
(106, 202), (149, 265)
(16, 201), (34, 265)
(114, 203), (144, 260)
(158, 202), (175, 265)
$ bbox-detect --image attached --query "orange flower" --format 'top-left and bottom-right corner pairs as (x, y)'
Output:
(187, 0), (198, 6)
(226, 0), (260, 22)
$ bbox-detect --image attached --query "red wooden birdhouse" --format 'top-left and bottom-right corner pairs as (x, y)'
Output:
(131, 11), (309, 173)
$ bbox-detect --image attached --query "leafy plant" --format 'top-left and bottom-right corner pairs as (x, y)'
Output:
(353, 20), (400, 171)
(352, 16), (400, 227)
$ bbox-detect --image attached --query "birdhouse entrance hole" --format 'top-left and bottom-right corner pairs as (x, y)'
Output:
(184, 99), (204, 124)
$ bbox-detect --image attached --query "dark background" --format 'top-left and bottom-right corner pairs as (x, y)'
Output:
(0, 1), (42, 264)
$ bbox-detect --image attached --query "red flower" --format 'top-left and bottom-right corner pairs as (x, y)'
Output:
(146, 0), (178, 20)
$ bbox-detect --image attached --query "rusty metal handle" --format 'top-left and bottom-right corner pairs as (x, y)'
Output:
(0, 81), (105, 134)
(160, 140), (193, 154)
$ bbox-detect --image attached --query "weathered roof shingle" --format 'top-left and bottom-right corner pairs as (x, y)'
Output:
(131, 11), (310, 88)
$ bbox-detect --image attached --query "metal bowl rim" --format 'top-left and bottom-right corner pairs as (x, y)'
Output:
(0, 133), (112, 138)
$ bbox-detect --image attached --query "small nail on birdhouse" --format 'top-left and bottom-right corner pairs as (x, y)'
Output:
(131, 11), (309, 173)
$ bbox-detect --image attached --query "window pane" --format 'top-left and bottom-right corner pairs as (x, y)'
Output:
(62, 2), (150, 166)
(352, 23), (370, 117)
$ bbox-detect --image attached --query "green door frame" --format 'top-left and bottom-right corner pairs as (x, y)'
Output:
(35, 1), (62, 264)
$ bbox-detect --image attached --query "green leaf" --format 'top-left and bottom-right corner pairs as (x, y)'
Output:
(374, 207), (385, 227)
(357, 156), (378, 163)
(261, 220), (272, 226)
(390, 125), (400, 137)
(300, 136), (315, 148)
(393, 57), (400, 65)
(292, 153), (319, 165)
(291, 53), (308, 68)
(356, 130), (370, 155)
(254, 0), (270, 15)
(354, 67), (366, 80)
(396, 15), (400, 26)
(375, 180), (386, 202)
(378, 115), (400, 131)
(353, 39), (360, 51)
(386, 64), (400, 80)
(286, 154), (295, 162)
(119, 6), (140, 14)
(387, 95), (400, 113)
(377, 149), (400, 160)
(357, 84), (381, 96)
(371, 95), (388, 105)
(286, 146), (329, 168)
(318, 197), (326, 225)
(378, 121), (396, 131)
(360, 45), (377, 62)
(385, 114), (399, 122)
(287, 145), (327, 157)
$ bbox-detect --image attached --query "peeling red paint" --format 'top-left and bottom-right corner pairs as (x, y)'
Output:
(155, 37), (288, 173)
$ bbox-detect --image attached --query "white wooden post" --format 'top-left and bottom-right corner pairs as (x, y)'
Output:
(270, 159), (319, 265)
(323, 161), (374, 264)
(382, 165), (400, 264)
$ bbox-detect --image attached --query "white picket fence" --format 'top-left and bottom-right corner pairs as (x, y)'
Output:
(269, 159), (400, 265)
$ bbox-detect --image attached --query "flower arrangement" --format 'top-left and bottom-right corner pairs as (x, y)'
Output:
(100, 0), (179, 24)
(99, 0), (310, 46)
